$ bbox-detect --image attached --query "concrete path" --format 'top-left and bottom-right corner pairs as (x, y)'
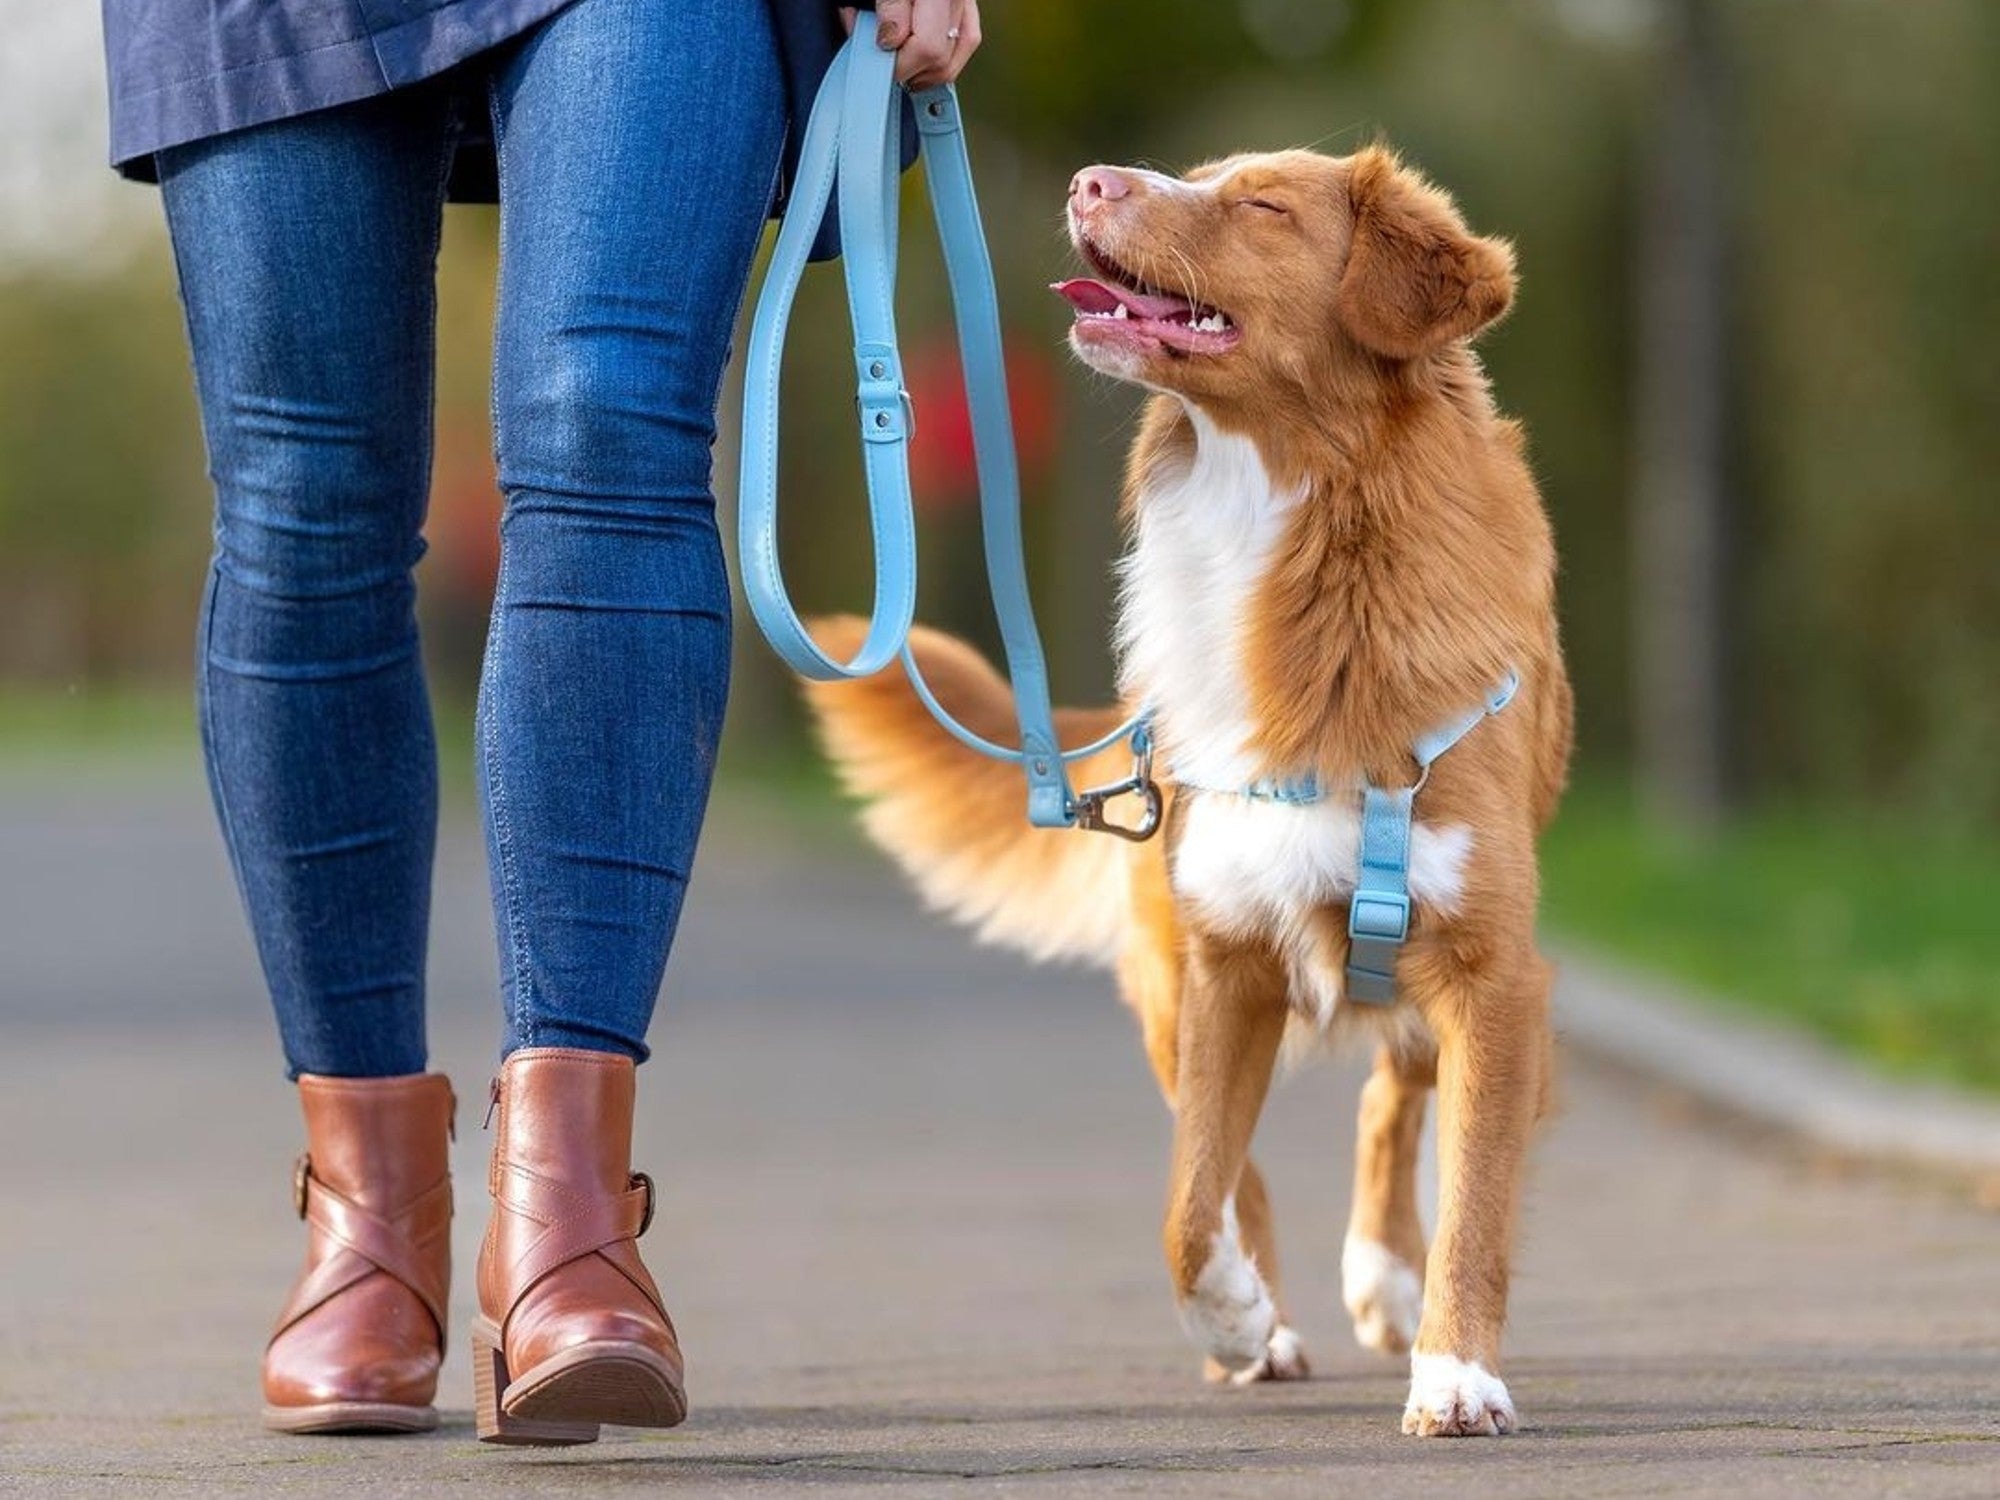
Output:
(3, 774), (1998, 1497)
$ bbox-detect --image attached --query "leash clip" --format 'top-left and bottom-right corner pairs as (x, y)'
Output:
(1072, 729), (1162, 843)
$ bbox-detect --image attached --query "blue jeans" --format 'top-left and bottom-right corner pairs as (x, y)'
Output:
(157, 0), (785, 1078)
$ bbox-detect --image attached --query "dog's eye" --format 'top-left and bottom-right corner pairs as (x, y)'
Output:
(1235, 198), (1288, 216)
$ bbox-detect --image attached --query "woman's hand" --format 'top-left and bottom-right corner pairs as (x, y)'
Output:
(840, 0), (983, 89)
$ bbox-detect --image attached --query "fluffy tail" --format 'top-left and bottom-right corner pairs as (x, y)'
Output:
(800, 616), (1138, 968)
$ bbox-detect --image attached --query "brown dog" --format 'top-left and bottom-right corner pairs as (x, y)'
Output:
(803, 145), (1573, 1437)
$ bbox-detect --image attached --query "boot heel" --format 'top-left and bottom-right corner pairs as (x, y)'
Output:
(472, 1317), (598, 1446)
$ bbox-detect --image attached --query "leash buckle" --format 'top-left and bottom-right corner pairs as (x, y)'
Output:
(1072, 730), (1163, 843)
(856, 344), (915, 444)
(856, 386), (916, 443)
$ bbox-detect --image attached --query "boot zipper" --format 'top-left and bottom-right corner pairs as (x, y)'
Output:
(483, 1075), (501, 1131)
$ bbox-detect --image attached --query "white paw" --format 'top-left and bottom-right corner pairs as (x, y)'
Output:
(1176, 1201), (1277, 1371)
(1402, 1353), (1517, 1437)
(1341, 1234), (1424, 1355)
(1205, 1324), (1311, 1386)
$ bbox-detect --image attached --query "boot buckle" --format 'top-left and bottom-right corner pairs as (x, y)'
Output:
(632, 1171), (656, 1237)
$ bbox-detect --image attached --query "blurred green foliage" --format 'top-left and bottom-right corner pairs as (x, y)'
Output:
(1543, 773), (2000, 1091)
(1, 0), (1994, 833)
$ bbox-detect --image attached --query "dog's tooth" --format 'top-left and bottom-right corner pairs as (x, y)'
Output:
(1111, 303), (1129, 320)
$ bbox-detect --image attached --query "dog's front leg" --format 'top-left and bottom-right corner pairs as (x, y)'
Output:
(1401, 947), (1552, 1437)
(1162, 936), (1289, 1377)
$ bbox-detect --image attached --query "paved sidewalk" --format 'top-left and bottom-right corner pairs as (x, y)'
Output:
(3, 779), (1998, 1497)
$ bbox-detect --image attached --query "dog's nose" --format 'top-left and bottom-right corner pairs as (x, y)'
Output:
(1069, 166), (1131, 204)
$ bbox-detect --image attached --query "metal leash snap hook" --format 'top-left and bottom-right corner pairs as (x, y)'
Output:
(1075, 777), (1163, 842)
(1073, 729), (1162, 842)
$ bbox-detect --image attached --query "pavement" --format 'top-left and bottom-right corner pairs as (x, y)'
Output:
(3, 769), (1999, 1498)
(1557, 953), (2000, 1185)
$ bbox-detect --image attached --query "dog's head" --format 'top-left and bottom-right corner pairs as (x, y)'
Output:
(1055, 146), (1515, 407)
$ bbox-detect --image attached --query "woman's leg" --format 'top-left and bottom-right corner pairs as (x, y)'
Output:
(158, 85), (459, 1080)
(479, 0), (786, 1060)
(157, 85), (463, 1435)
(466, 0), (784, 1444)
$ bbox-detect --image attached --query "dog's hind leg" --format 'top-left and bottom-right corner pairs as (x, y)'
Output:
(1399, 944), (1553, 1437)
(1342, 1044), (1435, 1356)
(1161, 936), (1292, 1379)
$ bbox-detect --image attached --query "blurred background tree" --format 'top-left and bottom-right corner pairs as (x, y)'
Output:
(2, 0), (1995, 832)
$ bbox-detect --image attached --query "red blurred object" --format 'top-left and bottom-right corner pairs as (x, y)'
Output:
(427, 420), (503, 599)
(903, 335), (1060, 513)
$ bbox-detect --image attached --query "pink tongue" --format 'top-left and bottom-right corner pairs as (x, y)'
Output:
(1051, 278), (1193, 322)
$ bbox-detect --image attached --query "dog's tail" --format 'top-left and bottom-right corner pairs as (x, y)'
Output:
(801, 616), (1138, 968)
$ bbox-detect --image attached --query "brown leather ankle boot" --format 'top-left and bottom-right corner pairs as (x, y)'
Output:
(472, 1047), (685, 1446)
(262, 1072), (455, 1434)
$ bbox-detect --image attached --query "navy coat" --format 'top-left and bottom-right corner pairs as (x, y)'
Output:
(102, 0), (901, 260)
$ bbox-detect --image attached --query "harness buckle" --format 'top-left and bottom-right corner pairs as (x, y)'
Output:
(1072, 730), (1163, 842)
(1349, 890), (1411, 943)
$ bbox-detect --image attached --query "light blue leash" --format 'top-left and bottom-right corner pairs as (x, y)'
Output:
(738, 11), (1157, 839)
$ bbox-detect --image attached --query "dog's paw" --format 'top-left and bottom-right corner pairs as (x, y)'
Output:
(1176, 1209), (1277, 1372)
(1342, 1234), (1423, 1355)
(1204, 1324), (1310, 1387)
(1401, 1353), (1516, 1437)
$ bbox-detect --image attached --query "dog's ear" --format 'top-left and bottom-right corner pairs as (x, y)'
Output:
(1335, 148), (1516, 360)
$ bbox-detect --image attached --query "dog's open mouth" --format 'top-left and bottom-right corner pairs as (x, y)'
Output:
(1052, 238), (1241, 357)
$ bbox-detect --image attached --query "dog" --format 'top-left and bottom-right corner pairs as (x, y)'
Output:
(801, 145), (1574, 1437)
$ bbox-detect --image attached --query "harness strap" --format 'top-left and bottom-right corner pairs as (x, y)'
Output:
(737, 13), (1149, 832)
(1346, 669), (1521, 1005)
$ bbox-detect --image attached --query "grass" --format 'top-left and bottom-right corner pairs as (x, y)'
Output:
(0, 683), (194, 759)
(1542, 775), (2000, 1094)
(5, 685), (1994, 1092)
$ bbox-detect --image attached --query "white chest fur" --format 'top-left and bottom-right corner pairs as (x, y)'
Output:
(1117, 408), (1473, 1022)
(1116, 409), (1296, 790)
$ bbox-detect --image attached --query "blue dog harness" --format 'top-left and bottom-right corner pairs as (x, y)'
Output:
(1174, 671), (1519, 1005)
(737, 12), (1157, 839)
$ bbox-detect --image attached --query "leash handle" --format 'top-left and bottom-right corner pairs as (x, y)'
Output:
(738, 13), (1150, 831)
(739, 29), (912, 681)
